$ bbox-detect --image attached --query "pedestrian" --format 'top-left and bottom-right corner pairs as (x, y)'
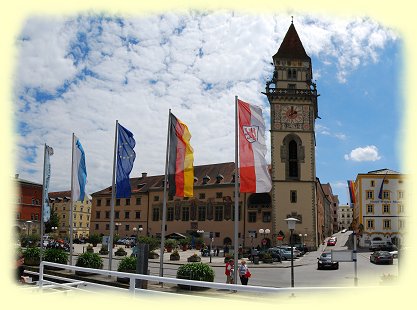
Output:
(238, 260), (251, 285)
(216, 247), (219, 256)
(225, 259), (234, 284)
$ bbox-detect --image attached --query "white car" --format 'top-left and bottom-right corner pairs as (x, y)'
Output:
(341, 229), (348, 233)
(389, 250), (398, 258)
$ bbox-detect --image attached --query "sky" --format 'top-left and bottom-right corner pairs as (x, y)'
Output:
(13, 11), (402, 205)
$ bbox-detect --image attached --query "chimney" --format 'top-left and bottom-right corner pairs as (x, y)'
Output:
(141, 172), (147, 178)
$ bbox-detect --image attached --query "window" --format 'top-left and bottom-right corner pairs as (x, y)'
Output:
(97, 199), (101, 206)
(366, 191), (374, 200)
(105, 211), (110, 219)
(290, 190), (297, 203)
(289, 140), (298, 178)
(398, 204), (404, 213)
(95, 211), (100, 219)
(167, 207), (174, 221)
(125, 211), (130, 219)
(154, 196), (159, 202)
(182, 207), (190, 221)
(87, 215), (90, 221)
(126, 198), (130, 206)
(366, 219), (374, 230)
(366, 204), (374, 214)
(106, 224), (110, 230)
(382, 191), (390, 200)
(215, 232), (220, 238)
(287, 68), (297, 80)
(79, 214), (83, 220)
(383, 204), (390, 214)
(214, 206), (223, 221)
(199, 193), (205, 200)
(370, 180), (375, 187)
(198, 206), (206, 221)
(115, 211), (120, 219)
(116, 199), (120, 206)
(383, 219), (391, 229)
(16, 213), (20, 220)
(216, 192), (223, 199)
(248, 212), (256, 223)
(398, 191), (404, 199)
(136, 197), (141, 205)
(152, 208), (160, 221)
(125, 224), (129, 231)
(95, 223), (99, 230)
(63, 206), (66, 211)
(399, 219), (405, 230)
(106, 199), (110, 206)
(34, 214), (39, 220)
(135, 211), (141, 219)
(262, 212), (271, 222)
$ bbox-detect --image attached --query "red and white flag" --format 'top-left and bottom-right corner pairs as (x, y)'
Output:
(238, 99), (272, 193)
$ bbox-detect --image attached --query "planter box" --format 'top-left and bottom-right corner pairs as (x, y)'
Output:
(187, 256), (201, 262)
(115, 251), (127, 256)
(148, 252), (159, 259)
(170, 256), (180, 261)
(24, 258), (40, 266)
(116, 270), (135, 284)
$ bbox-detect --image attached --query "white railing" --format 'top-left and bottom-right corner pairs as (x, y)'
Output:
(37, 261), (362, 297)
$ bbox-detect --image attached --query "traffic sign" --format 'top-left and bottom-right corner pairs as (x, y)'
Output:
(277, 236), (284, 241)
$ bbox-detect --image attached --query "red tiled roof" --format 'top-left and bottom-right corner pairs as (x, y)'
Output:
(273, 23), (310, 61)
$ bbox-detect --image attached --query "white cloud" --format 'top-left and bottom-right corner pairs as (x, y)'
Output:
(13, 12), (396, 194)
(344, 145), (381, 162)
(316, 124), (346, 140)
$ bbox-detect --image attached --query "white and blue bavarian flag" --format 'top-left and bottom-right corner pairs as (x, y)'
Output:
(42, 145), (54, 222)
(71, 136), (87, 202)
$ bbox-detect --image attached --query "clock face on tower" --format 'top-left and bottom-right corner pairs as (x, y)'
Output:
(282, 105), (303, 124)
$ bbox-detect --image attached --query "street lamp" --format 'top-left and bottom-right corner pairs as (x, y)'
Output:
(132, 226), (143, 256)
(26, 220), (33, 237)
(284, 217), (299, 288)
(51, 226), (58, 239)
(258, 228), (270, 249)
(115, 222), (121, 236)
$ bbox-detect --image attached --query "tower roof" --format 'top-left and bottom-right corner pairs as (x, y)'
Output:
(273, 23), (310, 61)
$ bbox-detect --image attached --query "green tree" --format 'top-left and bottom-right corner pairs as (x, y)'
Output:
(44, 208), (60, 234)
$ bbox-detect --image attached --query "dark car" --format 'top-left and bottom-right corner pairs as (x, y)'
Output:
(266, 248), (282, 262)
(317, 252), (339, 270)
(370, 251), (393, 265)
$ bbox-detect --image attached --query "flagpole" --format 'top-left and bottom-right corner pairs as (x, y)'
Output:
(109, 120), (118, 273)
(234, 96), (239, 282)
(40, 144), (47, 262)
(69, 133), (75, 266)
(159, 109), (171, 279)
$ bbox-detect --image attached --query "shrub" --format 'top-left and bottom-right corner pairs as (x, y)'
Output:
(176, 263), (215, 290)
(76, 252), (103, 269)
(117, 256), (137, 272)
(23, 247), (41, 265)
(44, 248), (68, 264)
(99, 245), (109, 255)
(170, 249), (180, 261)
(187, 253), (201, 262)
(86, 244), (94, 253)
(115, 247), (127, 256)
(137, 236), (159, 252)
(88, 233), (101, 246)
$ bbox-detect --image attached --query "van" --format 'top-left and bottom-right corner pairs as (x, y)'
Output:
(369, 240), (397, 252)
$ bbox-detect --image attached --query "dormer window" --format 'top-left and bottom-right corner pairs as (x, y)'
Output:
(136, 183), (145, 189)
(216, 174), (224, 184)
(202, 175), (211, 185)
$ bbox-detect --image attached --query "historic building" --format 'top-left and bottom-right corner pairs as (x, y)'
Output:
(351, 169), (406, 247)
(14, 174), (42, 235)
(49, 191), (92, 238)
(321, 183), (340, 234)
(337, 203), (353, 231)
(264, 22), (319, 247)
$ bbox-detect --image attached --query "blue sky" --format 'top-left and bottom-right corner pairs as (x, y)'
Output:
(13, 12), (401, 205)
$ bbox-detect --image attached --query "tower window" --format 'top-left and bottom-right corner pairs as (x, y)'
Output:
(287, 68), (297, 80)
(289, 140), (298, 178)
(290, 190), (297, 203)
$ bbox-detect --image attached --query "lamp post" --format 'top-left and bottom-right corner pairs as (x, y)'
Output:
(132, 226), (143, 255)
(258, 228), (270, 250)
(51, 226), (58, 239)
(284, 217), (299, 287)
(115, 222), (121, 235)
(26, 220), (33, 237)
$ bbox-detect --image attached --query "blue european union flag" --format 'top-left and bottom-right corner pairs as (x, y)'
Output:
(116, 124), (136, 198)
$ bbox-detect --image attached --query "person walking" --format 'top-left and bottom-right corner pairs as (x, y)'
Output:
(238, 260), (251, 285)
(225, 259), (234, 284)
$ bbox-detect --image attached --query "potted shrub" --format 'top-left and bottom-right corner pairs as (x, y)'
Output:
(176, 262), (214, 290)
(148, 251), (159, 259)
(86, 244), (94, 253)
(115, 247), (127, 256)
(23, 247), (41, 266)
(187, 253), (201, 262)
(117, 256), (137, 284)
(164, 239), (177, 253)
(170, 249), (180, 261)
(262, 252), (273, 263)
(75, 252), (103, 276)
(44, 248), (68, 270)
(179, 238), (189, 251)
(99, 245), (109, 255)
(88, 233), (101, 247)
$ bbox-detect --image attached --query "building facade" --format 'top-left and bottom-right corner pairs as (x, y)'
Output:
(264, 22), (319, 247)
(337, 204), (353, 231)
(14, 174), (42, 236)
(352, 169), (406, 247)
(49, 191), (92, 239)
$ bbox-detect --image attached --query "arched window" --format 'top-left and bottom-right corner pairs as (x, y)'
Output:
(289, 140), (298, 178)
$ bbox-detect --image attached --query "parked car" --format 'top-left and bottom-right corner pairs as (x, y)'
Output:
(327, 239), (336, 246)
(265, 248), (282, 262)
(370, 251), (393, 264)
(341, 229), (348, 233)
(369, 241), (397, 252)
(276, 246), (300, 259)
(389, 250), (398, 259)
(317, 252), (339, 270)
